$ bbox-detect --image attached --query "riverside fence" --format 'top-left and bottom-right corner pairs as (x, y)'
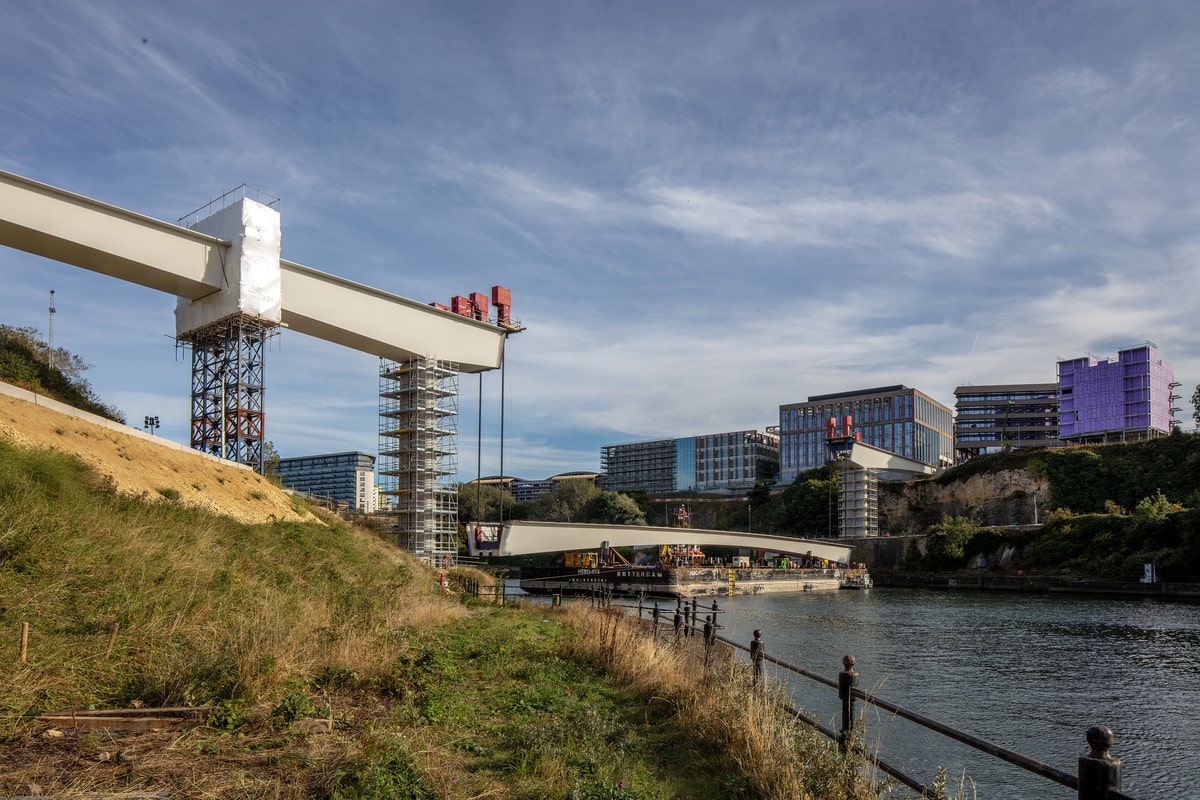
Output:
(606, 593), (1135, 800)
(436, 580), (1137, 797)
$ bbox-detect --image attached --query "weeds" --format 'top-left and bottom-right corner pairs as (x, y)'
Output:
(1, 439), (959, 798)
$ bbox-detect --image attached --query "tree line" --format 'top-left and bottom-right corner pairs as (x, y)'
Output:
(456, 465), (842, 540)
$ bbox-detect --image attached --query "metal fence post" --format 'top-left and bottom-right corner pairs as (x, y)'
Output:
(750, 630), (765, 690)
(838, 654), (859, 752)
(1078, 725), (1122, 800)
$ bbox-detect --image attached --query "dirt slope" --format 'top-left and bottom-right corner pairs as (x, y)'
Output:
(0, 393), (315, 525)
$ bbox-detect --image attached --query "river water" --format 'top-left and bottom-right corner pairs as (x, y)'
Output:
(709, 587), (1198, 799)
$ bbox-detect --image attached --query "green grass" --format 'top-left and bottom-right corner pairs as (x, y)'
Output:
(3, 439), (899, 799)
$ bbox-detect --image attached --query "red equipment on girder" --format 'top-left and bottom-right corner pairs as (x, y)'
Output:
(429, 285), (514, 328)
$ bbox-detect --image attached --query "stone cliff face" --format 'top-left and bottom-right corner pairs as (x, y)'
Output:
(878, 469), (1049, 536)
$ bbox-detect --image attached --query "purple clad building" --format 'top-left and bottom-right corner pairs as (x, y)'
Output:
(1057, 342), (1179, 444)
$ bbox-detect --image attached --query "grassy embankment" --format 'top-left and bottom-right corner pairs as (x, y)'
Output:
(1, 440), (900, 800)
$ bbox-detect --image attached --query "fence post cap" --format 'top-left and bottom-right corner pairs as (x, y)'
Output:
(1085, 725), (1115, 758)
(842, 654), (856, 671)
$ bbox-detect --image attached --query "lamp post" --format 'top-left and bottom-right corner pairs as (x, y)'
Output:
(143, 415), (160, 436)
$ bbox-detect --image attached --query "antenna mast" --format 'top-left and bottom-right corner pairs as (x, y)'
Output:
(47, 290), (56, 370)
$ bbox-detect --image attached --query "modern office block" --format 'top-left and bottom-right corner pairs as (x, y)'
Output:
(601, 429), (779, 494)
(275, 451), (377, 513)
(953, 383), (1059, 457)
(779, 385), (953, 483)
(1058, 343), (1178, 443)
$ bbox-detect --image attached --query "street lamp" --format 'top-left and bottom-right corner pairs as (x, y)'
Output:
(143, 415), (160, 435)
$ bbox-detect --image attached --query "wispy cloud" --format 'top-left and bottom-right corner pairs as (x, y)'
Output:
(2, 0), (1198, 478)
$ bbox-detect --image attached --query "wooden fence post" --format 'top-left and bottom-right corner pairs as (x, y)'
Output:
(19, 622), (29, 664)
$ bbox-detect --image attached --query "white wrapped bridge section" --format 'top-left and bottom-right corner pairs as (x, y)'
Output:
(0, 169), (506, 372)
(470, 520), (854, 564)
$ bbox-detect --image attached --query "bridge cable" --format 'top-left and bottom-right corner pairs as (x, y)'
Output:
(498, 334), (507, 525)
(476, 373), (483, 525)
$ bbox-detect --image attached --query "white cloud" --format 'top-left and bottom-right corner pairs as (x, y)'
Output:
(2, 0), (1198, 475)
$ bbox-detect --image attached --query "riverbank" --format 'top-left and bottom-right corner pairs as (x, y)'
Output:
(875, 570), (1200, 599)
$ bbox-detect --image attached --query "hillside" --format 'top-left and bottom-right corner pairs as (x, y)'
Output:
(1, 388), (873, 799)
(0, 388), (313, 525)
(0, 325), (123, 423)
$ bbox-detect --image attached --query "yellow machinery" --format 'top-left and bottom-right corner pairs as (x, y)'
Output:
(564, 552), (599, 568)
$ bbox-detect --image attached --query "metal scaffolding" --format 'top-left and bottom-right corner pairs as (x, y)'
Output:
(837, 462), (879, 538)
(178, 314), (275, 471)
(378, 357), (460, 566)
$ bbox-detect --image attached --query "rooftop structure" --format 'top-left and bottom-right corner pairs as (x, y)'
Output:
(1057, 343), (1178, 444)
(953, 383), (1059, 458)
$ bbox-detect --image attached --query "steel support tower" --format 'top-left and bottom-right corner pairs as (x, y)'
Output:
(180, 314), (275, 471)
(378, 356), (460, 566)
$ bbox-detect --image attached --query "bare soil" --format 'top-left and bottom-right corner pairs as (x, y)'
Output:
(0, 392), (315, 525)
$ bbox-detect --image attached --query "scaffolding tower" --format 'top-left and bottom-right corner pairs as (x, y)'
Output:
(378, 357), (460, 566)
(836, 462), (879, 538)
(179, 314), (276, 471)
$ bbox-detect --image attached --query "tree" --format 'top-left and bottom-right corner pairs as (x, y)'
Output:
(457, 482), (507, 523)
(774, 466), (838, 538)
(1192, 384), (1200, 428)
(531, 479), (601, 522)
(584, 492), (647, 525)
(262, 441), (281, 477)
(0, 324), (124, 422)
(924, 515), (985, 570)
(1133, 489), (1184, 523)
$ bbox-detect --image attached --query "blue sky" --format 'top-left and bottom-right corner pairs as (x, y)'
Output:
(1, 1), (1197, 480)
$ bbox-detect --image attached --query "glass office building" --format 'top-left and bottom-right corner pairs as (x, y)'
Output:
(275, 451), (377, 513)
(778, 385), (953, 483)
(601, 429), (779, 494)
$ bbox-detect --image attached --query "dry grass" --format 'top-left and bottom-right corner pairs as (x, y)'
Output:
(0, 435), (476, 796)
(561, 603), (883, 800)
(0, 391), (312, 525)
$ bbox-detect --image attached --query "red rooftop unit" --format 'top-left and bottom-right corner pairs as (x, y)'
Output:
(492, 285), (511, 325)
(469, 292), (489, 322)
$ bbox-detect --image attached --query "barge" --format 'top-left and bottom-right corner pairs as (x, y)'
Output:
(468, 518), (866, 599)
(518, 562), (859, 598)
